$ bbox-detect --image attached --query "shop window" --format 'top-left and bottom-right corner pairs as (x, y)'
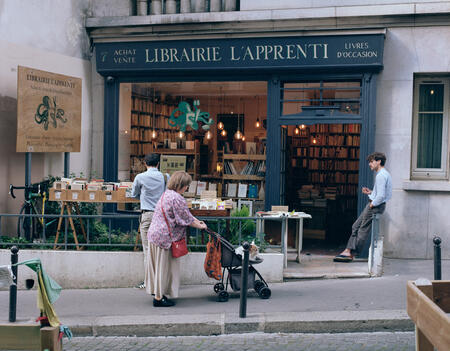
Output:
(281, 81), (361, 116)
(412, 78), (449, 179)
(118, 81), (267, 211)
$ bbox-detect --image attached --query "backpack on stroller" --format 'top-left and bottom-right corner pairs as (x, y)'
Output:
(205, 228), (271, 302)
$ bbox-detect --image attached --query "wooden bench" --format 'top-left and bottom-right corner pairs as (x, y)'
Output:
(0, 324), (62, 351)
(407, 280), (450, 351)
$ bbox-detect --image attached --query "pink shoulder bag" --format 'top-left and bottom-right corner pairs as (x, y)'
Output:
(161, 192), (189, 258)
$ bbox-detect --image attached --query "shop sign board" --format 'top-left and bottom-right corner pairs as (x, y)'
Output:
(95, 34), (384, 74)
(160, 155), (187, 174)
(16, 66), (82, 152)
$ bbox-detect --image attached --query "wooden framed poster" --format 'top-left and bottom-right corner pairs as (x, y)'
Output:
(16, 66), (82, 152)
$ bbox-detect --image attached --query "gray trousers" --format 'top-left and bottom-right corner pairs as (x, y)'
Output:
(346, 202), (386, 255)
(140, 211), (154, 276)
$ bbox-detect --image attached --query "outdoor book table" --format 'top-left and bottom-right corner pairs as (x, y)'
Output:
(49, 194), (139, 250)
(256, 211), (312, 268)
(407, 280), (450, 351)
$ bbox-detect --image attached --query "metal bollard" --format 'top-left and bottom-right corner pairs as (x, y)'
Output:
(239, 241), (250, 318)
(9, 246), (19, 322)
(433, 236), (442, 280)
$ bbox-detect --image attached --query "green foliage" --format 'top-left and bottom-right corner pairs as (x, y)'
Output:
(0, 236), (29, 249)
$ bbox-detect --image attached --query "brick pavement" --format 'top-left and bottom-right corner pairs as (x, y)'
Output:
(63, 332), (415, 351)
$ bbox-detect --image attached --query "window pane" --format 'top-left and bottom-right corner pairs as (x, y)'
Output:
(281, 81), (361, 115)
(417, 113), (443, 168)
(419, 84), (443, 112)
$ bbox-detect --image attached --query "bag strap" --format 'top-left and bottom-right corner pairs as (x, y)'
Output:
(160, 192), (173, 241)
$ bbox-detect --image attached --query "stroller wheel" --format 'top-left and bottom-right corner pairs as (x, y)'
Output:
(217, 290), (229, 302)
(254, 280), (264, 293)
(214, 282), (225, 293)
(258, 287), (271, 299)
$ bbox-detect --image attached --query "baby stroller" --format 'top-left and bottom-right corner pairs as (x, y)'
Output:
(205, 228), (271, 302)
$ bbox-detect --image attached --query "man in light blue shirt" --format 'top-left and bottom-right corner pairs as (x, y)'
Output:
(335, 152), (392, 262)
(132, 154), (168, 287)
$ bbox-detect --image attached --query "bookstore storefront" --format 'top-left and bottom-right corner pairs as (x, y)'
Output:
(94, 33), (384, 246)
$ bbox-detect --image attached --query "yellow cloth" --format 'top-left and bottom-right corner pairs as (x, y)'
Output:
(37, 270), (60, 327)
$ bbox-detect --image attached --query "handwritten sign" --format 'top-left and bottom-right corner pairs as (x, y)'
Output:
(16, 66), (82, 152)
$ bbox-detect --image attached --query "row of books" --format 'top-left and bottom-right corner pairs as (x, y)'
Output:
(132, 96), (173, 115)
(307, 146), (359, 159)
(223, 160), (266, 176)
(224, 183), (259, 198)
(309, 171), (359, 184)
(309, 124), (361, 133)
(308, 159), (359, 170)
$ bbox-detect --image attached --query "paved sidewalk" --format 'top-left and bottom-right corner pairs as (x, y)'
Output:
(0, 258), (448, 337)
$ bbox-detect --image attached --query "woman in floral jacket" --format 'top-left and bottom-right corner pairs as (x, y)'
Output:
(146, 171), (207, 307)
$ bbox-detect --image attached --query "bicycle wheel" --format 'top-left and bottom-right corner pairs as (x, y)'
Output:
(17, 204), (40, 241)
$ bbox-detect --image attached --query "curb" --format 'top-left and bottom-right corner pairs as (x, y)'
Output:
(64, 310), (414, 337)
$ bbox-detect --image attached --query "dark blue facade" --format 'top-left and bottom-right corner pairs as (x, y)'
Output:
(95, 34), (384, 213)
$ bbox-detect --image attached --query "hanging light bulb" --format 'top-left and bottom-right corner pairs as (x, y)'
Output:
(217, 121), (224, 130)
(294, 126), (300, 135)
(255, 96), (261, 128)
(177, 130), (185, 139)
(205, 130), (212, 140)
(300, 124), (306, 130)
(312, 138), (318, 144)
(151, 130), (158, 139)
(234, 98), (242, 140)
(241, 135), (246, 142)
(221, 129), (227, 137)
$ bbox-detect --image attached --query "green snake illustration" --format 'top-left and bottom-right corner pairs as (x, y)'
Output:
(35, 96), (67, 130)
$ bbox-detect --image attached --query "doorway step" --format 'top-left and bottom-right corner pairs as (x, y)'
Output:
(283, 250), (370, 280)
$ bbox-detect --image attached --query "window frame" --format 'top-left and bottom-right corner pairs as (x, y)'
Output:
(411, 77), (449, 180)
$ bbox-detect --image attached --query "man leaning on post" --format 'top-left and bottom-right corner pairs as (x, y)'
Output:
(132, 154), (168, 288)
(334, 152), (392, 263)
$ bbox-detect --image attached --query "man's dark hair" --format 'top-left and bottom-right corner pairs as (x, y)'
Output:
(144, 154), (160, 167)
(367, 152), (386, 166)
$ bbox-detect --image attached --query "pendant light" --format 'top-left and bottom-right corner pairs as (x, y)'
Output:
(294, 126), (300, 135)
(218, 87), (226, 133)
(151, 88), (157, 139)
(255, 96), (261, 128)
(220, 129), (227, 137)
(217, 121), (224, 130)
(205, 130), (212, 140)
(177, 130), (185, 139)
(234, 97), (242, 140)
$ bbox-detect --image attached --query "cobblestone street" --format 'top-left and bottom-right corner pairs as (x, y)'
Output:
(63, 332), (415, 351)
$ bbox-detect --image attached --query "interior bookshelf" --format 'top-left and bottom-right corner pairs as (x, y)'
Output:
(287, 123), (361, 242)
(220, 152), (266, 200)
(129, 91), (202, 181)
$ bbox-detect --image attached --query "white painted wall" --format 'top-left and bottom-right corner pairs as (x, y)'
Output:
(0, 249), (283, 288)
(0, 1), (93, 233)
(377, 27), (450, 259)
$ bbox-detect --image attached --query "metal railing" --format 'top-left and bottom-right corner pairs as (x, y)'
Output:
(0, 213), (276, 251)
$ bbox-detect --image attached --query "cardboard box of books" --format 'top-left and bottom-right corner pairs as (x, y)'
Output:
(101, 190), (116, 202)
(49, 188), (66, 201)
(116, 188), (139, 202)
(85, 190), (102, 202)
(67, 190), (85, 201)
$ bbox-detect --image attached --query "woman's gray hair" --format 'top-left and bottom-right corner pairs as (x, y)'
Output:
(166, 171), (192, 192)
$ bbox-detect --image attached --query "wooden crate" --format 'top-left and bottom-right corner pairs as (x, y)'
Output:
(0, 324), (62, 351)
(407, 280), (450, 351)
